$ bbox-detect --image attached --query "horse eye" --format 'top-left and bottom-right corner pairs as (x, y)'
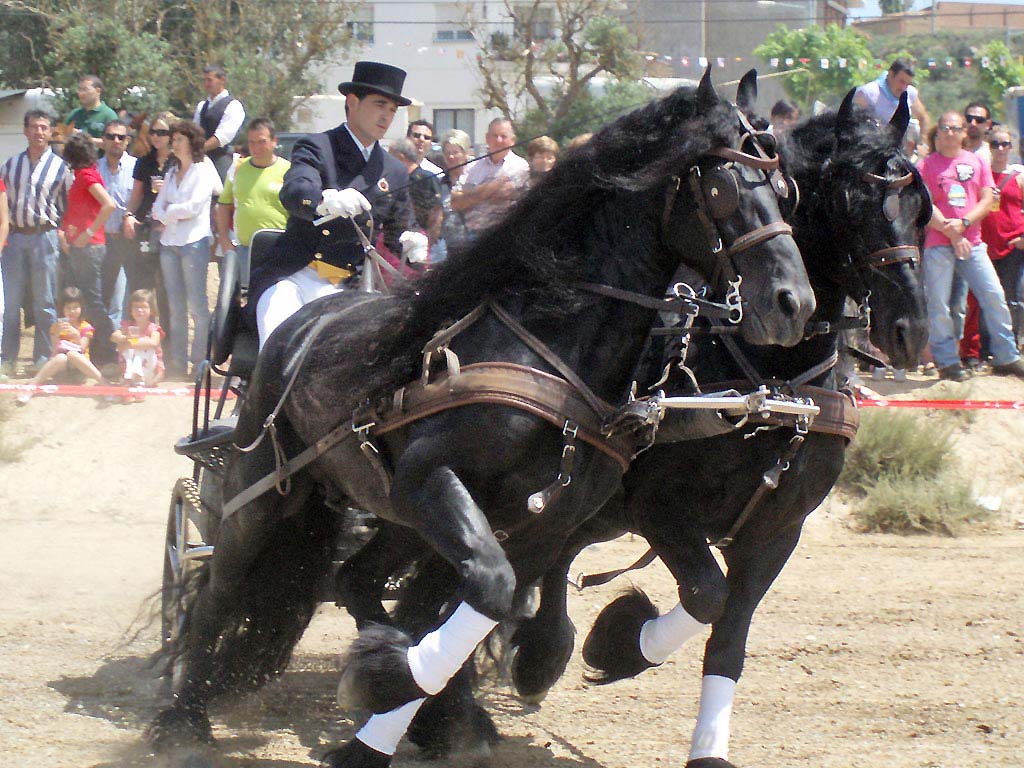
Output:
(755, 132), (777, 157)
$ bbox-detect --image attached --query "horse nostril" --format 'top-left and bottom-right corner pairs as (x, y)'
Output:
(776, 289), (801, 319)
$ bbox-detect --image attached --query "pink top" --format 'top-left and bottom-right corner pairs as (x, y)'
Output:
(917, 150), (994, 249)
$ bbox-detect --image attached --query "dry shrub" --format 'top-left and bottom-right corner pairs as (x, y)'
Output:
(840, 409), (985, 535)
(852, 475), (989, 536)
(840, 410), (953, 494)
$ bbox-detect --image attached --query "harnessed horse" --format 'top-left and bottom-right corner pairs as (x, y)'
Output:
(146, 69), (816, 768)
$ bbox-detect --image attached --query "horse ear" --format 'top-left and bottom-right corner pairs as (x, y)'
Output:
(736, 69), (758, 111)
(889, 92), (911, 146)
(697, 65), (719, 108)
(836, 88), (857, 137)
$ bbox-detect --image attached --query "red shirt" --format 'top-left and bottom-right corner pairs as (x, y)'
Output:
(63, 165), (106, 245)
(981, 170), (1024, 260)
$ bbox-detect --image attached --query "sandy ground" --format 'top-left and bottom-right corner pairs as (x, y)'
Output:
(1, 370), (1023, 767)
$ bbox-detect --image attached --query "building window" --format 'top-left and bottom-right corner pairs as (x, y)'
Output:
(346, 6), (374, 43)
(513, 3), (556, 41)
(434, 109), (476, 139)
(435, 3), (475, 41)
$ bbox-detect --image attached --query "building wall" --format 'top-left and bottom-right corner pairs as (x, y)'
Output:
(853, 1), (1024, 36)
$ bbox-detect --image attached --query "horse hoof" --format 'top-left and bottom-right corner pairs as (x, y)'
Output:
(337, 623), (426, 713)
(686, 758), (738, 768)
(407, 695), (501, 759)
(581, 589), (658, 684)
(518, 689), (547, 706)
(146, 706), (215, 753)
(321, 739), (393, 768)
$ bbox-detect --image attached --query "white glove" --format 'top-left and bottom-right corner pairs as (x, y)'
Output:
(400, 231), (430, 264)
(315, 188), (372, 219)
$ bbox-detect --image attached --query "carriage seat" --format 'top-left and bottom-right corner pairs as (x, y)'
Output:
(210, 228), (284, 382)
(174, 415), (239, 474)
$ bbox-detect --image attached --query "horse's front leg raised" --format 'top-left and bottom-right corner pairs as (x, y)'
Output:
(324, 457), (515, 768)
(581, 503), (726, 683)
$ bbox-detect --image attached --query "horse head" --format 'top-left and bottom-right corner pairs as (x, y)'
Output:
(658, 67), (815, 347)
(813, 89), (929, 369)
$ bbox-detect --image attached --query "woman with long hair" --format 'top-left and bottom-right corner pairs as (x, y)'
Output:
(151, 120), (221, 377)
(59, 132), (117, 360)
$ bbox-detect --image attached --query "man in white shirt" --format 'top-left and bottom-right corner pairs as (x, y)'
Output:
(450, 117), (529, 235)
(854, 59), (930, 134)
(407, 119), (443, 177)
(193, 64), (246, 181)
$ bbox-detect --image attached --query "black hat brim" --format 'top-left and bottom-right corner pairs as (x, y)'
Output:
(337, 82), (412, 108)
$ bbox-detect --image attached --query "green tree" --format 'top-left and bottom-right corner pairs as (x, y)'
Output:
(754, 24), (875, 109)
(516, 79), (654, 146)
(879, 0), (911, 14)
(468, 0), (645, 142)
(975, 41), (1024, 120)
(0, 0), (362, 129)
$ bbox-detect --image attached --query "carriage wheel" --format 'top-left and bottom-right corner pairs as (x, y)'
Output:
(161, 477), (215, 688)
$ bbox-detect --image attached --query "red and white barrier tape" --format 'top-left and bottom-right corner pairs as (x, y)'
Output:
(0, 382), (236, 399)
(857, 397), (1024, 411)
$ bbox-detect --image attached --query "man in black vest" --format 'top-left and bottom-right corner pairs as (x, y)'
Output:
(193, 64), (246, 181)
(248, 61), (418, 348)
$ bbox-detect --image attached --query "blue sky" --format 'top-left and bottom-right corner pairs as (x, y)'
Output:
(850, 0), (1024, 20)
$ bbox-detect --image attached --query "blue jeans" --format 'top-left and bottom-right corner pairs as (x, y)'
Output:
(235, 244), (250, 290)
(1, 230), (59, 364)
(923, 243), (1020, 368)
(66, 243), (115, 364)
(160, 237), (211, 371)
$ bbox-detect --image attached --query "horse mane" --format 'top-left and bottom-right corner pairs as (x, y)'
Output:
(312, 87), (741, 403)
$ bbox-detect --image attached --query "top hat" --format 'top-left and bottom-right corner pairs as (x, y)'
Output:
(337, 61), (412, 107)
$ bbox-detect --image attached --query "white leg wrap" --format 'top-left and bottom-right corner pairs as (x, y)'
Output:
(406, 603), (498, 696)
(639, 602), (707, 665)
(689, 674), (737, 761)
(355, 698), (426, 755)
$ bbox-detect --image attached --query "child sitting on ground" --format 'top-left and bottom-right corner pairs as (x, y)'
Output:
(17, 287), (105, 404)
(111, 289), (165, 402)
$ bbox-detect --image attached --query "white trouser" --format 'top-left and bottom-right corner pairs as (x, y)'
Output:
(256, 267), (344, 349)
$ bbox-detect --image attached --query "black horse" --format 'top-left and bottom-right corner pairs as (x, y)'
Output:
(377, 92), (932, 764)
(146, 69), (815, 767)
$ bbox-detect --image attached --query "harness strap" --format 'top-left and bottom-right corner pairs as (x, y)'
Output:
(716, 322), (765, 388)
(576, 281), (734, 321)
(712, 432), (805, 548)
(575, 547), (660, 590)
(861, 245), (919, 268)
(726, 220), (793, 258)
(788, 350), (840, 389)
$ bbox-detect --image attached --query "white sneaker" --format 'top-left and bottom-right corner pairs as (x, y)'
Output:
(871, 366), (887, 380)
(893, 368), (907, 382)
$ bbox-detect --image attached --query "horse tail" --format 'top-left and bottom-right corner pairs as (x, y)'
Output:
(157, 490), (338, 700)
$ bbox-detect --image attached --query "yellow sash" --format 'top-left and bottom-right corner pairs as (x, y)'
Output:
(308, 260), (354, 285)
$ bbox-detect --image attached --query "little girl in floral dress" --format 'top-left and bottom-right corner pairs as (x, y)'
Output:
(111, 289), (165, 402)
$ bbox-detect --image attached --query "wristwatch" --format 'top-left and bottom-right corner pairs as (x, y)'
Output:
(961, 216), (971, 229)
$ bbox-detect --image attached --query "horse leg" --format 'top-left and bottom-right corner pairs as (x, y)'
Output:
(335, 520), (426, 628)
(581, 509), (725, 683)
(325, 463), (515, 767)
(147, 465), (313, 758)
(686, 526), (801, 768)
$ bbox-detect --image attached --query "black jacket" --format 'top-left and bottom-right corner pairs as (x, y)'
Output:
(248, 126), (414, 310)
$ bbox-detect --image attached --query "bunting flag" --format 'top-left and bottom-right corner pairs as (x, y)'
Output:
(368, 39), (1017, 73)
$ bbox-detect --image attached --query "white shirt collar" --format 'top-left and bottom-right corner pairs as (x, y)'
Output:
(343, 123), (375, 162)
(207, 89), (230, 105)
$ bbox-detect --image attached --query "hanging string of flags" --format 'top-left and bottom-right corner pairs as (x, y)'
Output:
(380, 40), (1020, 71)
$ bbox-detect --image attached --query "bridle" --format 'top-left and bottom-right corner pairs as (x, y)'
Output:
(857, 170), (921, 269)
(659, 113), (797, 323)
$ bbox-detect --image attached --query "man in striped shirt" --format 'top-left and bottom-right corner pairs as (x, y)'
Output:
(0, 109), (68, 377)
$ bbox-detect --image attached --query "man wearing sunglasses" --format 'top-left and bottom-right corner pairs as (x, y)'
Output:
(918, 111), (1024, 381)
(95, 118), (138, 366)
(407, 119), (443, 176)
(963, 102), (993, 164)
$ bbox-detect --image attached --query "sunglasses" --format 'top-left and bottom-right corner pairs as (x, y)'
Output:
(104, 133), (128, 141)
(965, 114), (989, 124)
(150, 128), (171, 137)
(937, 125), (964, 134)
(410, 132), (432, 141)
(990, 140), (1013, 149)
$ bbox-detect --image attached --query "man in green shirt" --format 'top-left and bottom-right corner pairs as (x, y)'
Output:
(216, 117), (290, 285)
(65, 75), (119, 149)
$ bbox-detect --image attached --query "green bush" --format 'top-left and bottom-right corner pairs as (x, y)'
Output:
(839, 410), (954, 494)
(852, 475), (989, 536)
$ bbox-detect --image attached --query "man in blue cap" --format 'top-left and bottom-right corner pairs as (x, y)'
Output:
(250, 61), (421, 347)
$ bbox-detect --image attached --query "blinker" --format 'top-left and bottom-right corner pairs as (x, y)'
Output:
(883, 191), (900, 221)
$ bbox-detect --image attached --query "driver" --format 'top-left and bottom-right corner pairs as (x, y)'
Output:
(248, 61), (424, 348)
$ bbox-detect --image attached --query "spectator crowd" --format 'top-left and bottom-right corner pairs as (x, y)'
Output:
(3, 57), (1024, 408)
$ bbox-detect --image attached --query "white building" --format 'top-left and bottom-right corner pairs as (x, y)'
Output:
(318, 1), (507, 147)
